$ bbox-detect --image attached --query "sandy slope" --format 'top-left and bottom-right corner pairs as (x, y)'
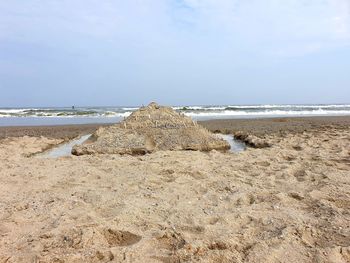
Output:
(0, 128), (349, 262)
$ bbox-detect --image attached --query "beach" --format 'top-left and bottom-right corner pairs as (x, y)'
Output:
(2, 116), (350, 139)
(3, 0), (350, 261)
(0, 116), (349, 262)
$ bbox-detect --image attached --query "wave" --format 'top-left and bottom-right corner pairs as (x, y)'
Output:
(1, 105), (350, 119)
(224, 104), (350, 109)
(184, 109), (350, 117)
(176, 104), (350, 111)
(0, 108), (132, 118)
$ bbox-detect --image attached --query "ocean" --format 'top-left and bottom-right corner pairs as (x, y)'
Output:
(1, 104), (350, 126)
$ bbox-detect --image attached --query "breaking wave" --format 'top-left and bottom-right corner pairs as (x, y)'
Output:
(1, 104), (350, 119)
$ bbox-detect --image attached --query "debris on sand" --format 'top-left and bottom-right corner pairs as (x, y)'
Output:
(72, 102), (229, 155)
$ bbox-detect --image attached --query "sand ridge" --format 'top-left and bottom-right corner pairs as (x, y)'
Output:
(72, 103), (229, 156)
(0, 126), (349, 262)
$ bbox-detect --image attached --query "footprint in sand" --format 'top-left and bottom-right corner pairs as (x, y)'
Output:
(41, 227), (142, 252)
(102, 228), (142, 247)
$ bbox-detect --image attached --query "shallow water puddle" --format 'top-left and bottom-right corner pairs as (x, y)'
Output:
(217, 134), (246, 153)
(37, 134), (91, 158)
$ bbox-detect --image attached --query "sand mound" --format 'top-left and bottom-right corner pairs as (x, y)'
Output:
(72, 102), (229, 155)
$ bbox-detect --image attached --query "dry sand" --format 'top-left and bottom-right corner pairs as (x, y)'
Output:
(0, 117), (350, 262)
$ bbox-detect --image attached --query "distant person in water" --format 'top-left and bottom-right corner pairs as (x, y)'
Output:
(72, 106), (75, 110)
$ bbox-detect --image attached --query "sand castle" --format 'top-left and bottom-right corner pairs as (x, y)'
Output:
(72, 102), (229, 155)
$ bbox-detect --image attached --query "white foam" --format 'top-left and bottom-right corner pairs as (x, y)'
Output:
(224, 104), (350, 109)
(185, 109), (350, 118)
(1, 105), (350, 119)
(121, 107), (139, 111)
(0, 109), (29, 113)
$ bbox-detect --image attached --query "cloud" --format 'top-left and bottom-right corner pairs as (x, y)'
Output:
(1, 1), (350, 106)
(172, 0), (350, 56)
(0, 0), (349, 58)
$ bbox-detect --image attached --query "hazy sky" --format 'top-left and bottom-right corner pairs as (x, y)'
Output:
(0, 0), (350, 106)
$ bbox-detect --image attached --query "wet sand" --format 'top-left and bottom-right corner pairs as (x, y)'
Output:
(0, 116), (349, 262)
(1, 116), (350, 139)
(0, 123), (110, 140)
(201, 116), (350, 136)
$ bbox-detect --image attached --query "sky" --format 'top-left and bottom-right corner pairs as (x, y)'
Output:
(0, 0), (350, 107)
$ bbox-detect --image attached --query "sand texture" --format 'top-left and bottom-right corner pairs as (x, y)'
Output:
(2, 116), (350, 140)
(72, 103), (229, 155)
(0, 124), (350, 262)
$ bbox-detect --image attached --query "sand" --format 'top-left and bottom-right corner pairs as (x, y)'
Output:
(0, 123), (110, 140)
(0, 117), (350, 262)
(72, 103), (229, 155)
(1, 116), (350, 139)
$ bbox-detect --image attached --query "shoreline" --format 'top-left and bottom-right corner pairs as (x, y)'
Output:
(1, 115), (350, 139)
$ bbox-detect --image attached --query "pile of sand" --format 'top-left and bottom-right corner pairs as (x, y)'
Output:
(72, 102), (229, 155)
